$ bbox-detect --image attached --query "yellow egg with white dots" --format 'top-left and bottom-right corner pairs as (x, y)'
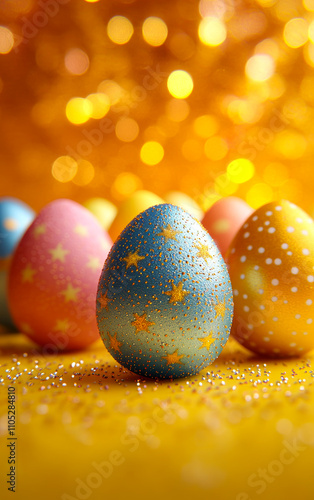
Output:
(226, 200), (314, 357)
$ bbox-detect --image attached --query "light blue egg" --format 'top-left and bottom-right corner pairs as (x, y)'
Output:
(97, 204), (233, 379)
(0, 197), (35, 328)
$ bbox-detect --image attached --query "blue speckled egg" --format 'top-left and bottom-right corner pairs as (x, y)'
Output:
(96, 204), (233, 379)
(0, 197), (35, 328)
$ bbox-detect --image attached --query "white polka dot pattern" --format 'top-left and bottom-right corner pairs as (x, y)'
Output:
(226, 200), (314, 357)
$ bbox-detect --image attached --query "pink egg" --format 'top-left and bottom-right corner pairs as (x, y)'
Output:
(201, 197), (253, 257)
(8, 199), (112, 351)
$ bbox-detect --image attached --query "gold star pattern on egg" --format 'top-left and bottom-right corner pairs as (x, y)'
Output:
(97, 204), (234, 378)
(162, 349), (184, 365)
(131, 313), (155, 333)
(122, 249), (145, 269)
(107, 332), (122, 354)
(86, 256), (101, 271)
(54, 319), (70, 332)
(33, 223), (46, 237)
(198, 331), (216, 350)
(61, 283), (80, 303)
(49, 243), (69, 263)
(214, 298), (227, 319)
(21, 264), (36, 283)
(74, 224), (88, 237)
(97, 290), (111, 310)
(194, 242), (213, 262)
(165, 281), (190, 304)
(157, 224), (182, 241)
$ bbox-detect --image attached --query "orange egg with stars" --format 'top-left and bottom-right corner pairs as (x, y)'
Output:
(226, 200), (314, 357)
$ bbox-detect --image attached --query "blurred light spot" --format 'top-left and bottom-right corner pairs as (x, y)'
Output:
(182, 139), (203, 162)
(112, 172), (142, 199)
(193, 115), (218, 138)
(142, 17), (168, 46)
(66, 97), (92, 125)
(273, 130), (307, 159)
(140, 141), (164, 165)
(227, 158), (255, 184)
(64, 48), (89, 76)
(84, 0), (100, 2)
(97, 80), (123, 104)
(304, 0), (314, 11)
(227, 98), (263, 124)
(0, 26), (14, 54)
(52, 156), (78, 183)
(166, 99), (190, 122)
(87, 93), (110, 119)
(167, 70), (193, 99)
(246, 183), (274, 208)
(107, 16), (133, 45)
(263, 162), (288, 187)
(284, 18), (308, 48)
(246, 54), (275, 82)
(73, 160), (95, 186)
(308, 20), (314, 43)
(115, 117), (139, 142)
(204, 136), (228, 160)
(198, 17), (227, 46)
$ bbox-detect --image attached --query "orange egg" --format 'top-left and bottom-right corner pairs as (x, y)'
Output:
(226, 200), (314, 357)
(201, 197), (253, 257)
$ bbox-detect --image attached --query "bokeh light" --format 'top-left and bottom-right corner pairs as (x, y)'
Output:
(115, 117), (139, 142)
(86, 93), (110, 119)
(64, 48), (90, 76)
(73, 160), (95, 186)
(66, 97), (92, 125)
(245, 54), (275, 82)
(140, 141), (164, 165)
(167, 70), (194, 99)
(52, 156), (78, 183)
(0, 26), (14, 54)
(227, 159), (255, 184)
(283, 18), (308, 48)
(198, 17), (227, 46)
(107, 16), (134, 45)
(142, 17), (168, 46)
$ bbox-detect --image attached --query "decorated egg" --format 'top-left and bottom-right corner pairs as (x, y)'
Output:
(164, 191), (204, 220)
(202, 196), (253, 257)
(108, 190), (164, 242)
(83, 197), (117, 231)
(0, 197), (35, 328)
(226, 200), (314, 357)
(97, 204), (233, 379)
(8, 199), (112, 351)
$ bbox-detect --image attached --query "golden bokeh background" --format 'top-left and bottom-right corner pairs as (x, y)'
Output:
(1, 0), (314, 215)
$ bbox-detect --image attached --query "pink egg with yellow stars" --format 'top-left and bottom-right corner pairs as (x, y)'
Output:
(226, 199), (314, 357)
(8, 199), (112, 351)
(202, 197), (253, 257)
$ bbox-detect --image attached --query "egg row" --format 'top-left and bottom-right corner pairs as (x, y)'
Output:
(1, 194), (314, 379)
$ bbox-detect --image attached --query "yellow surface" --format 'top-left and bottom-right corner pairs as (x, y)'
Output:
(1, 333), (314, 500)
